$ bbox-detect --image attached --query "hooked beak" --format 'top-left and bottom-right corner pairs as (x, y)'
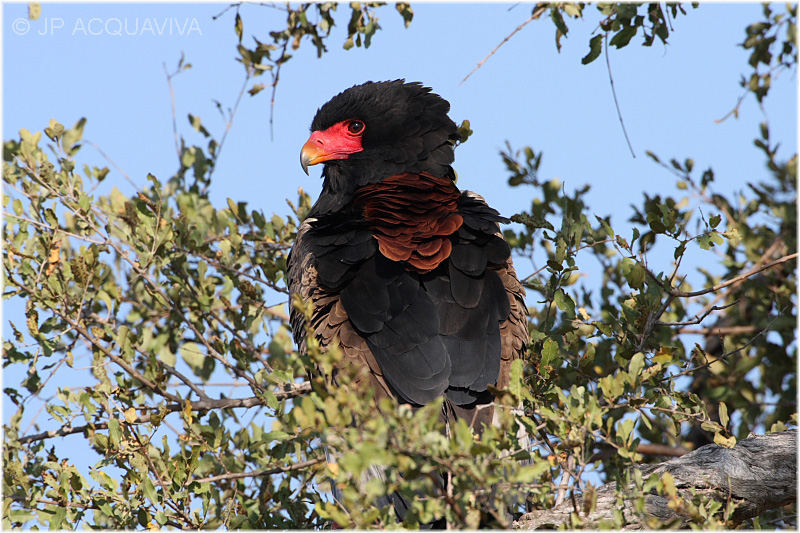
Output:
(300, 148), (312, 175)
(299, 133), (336, 176)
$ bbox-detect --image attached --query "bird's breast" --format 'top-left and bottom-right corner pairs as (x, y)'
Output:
(354, 172), (463, 273)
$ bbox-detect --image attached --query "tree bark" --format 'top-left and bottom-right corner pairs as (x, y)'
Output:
(514, 430), (797, 529)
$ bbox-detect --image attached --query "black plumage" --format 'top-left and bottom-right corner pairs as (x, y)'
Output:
(288, 79), (529, 522)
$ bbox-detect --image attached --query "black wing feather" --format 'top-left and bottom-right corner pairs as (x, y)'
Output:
(448, 261), (483, 308)
(297, 190), (517, 409)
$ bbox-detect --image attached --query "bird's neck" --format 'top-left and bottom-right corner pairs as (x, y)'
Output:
(352, 172), (463, 273)
(310, 164), (457, 218)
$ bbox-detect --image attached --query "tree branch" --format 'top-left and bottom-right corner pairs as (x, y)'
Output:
(663, 308), (785, 383)
(677, 325), (757, 336)
(670, 253), (796, 298)
(514, 430), (797, 529)
(189, 456), (324, 485)
(604, 32), (636, 158)
(17, 382), (311, 444)
(459, 5), (545, 86)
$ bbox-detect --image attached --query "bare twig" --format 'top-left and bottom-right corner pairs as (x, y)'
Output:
(161, 363), (212, 401)
(191, 456), (324, 484)
(634, 251), (796, 351)
(209, 68), (252, 180)
(715, 64), (789, 124)
(431, 471), (468, 525)
(633, 443), (690, 457)
(553, 455), (575, 507)
(677, 325), (758, 336)
(670, 253), (796, 298)
(459, 6), (545, 86)
(163, 62), (182, 160)
(7, 496), (98, 510)
(128, 423), (195, 526)
(212, 3), (240, 20)
(604, 33), (635, 158)
(656, 300), (738, 327)
(663, 309), (785, 383)
(1, 289), (184, 404)
(681, 235), (786, 319)
(83, 139), (139, 190)
(17, 382), (311, 444)
(2, 213), (105, 245)
(269, 40), (290, 141)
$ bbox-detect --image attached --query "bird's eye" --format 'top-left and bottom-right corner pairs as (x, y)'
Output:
(347, 120), (365, 135)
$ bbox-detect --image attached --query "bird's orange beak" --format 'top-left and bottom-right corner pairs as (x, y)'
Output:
(300, 124), (364, 175)
(300, 133), (332, 175)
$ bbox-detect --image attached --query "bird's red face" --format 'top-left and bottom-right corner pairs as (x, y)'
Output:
(300, 81), (459, 190)
(300, 119), (365, 175)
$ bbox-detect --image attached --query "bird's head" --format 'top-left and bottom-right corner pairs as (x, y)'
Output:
(300, 80), (460, 192)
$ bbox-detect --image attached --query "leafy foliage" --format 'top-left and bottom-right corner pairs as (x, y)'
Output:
(734, 3), (797, 116)
(3, 2), (796, 530)
(221, 2), (413, 103)
(518, 3), (695, 63)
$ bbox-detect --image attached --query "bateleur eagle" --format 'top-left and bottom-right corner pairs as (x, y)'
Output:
(288, 79), (527, 437)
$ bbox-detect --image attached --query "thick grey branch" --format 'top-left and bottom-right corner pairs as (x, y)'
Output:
(514, 430), (796, 529)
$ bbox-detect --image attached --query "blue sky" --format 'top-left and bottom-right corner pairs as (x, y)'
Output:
(4, 3), (795, 267)
(2, 1), (797, 508)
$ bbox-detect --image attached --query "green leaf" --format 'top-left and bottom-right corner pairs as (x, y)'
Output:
(550, 8), (569, 51)
(512, 460), (550, 483)
(248, 83), (266, 96)
(673, 241), (686, 260)
(90, 468), (118, 490)
(599, 373), (624, 401)
(617, 418), (635, 442)
(44, 119), (65, 141)
(62, 118), (86, 155)
(511, 212), (554, 231)
(647, 211), (667, 234)
(108, 418), (121, 446)
(553, 289), (576, 319)
(631, 262), (645, 289)
(143, 476), (158, 503)
(395, 2), (413, 28)
(582, 34), (603, 64)
(49, 506), (66, 529)
(256, 387), (276, 412)
(235, 12), (243, 43)
(540, 338), (558, 379)
(718, 402), (729, 428)
(652, 348), (673, 365)
(628, 352), (645, 381)
(457, 119), (473, 145)
(266, 430), (292, 442)
(610, 26), (637, 48)
(180, 342), (205, 375)
(595, 215), (614, 238)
